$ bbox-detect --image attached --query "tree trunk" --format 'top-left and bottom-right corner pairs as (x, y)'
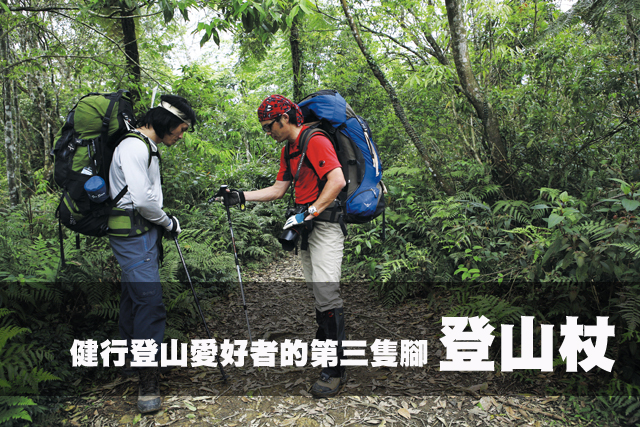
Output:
(1, 42), (20, 205)
(12, 79), (20, 180)
(444, 0), (512, 187)
(36, 72), (52, 176)
(339, 0), (455, 196)
(1, 6), (20, 206)
(121, 8), (140, 105)
(627, 14), (639, 92)
(290, 18), (304, 102)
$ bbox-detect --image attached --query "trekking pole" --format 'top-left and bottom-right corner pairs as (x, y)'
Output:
(209, 185), (253, 346)
(173, 234), (228, 382)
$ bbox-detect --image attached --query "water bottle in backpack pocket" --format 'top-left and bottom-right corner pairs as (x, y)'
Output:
(55, 137), (116, 236)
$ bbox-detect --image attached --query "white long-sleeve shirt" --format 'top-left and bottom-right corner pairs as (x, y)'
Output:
(109, 135), (171, 228)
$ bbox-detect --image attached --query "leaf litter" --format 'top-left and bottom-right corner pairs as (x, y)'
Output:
(59, 252), (583, 426)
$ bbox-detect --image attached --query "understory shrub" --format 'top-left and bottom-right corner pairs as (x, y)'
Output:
(343, 166), (640, 401)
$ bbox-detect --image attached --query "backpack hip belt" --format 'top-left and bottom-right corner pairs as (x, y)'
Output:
(295, 202), (347, 235)
(107, 208), (154, 237)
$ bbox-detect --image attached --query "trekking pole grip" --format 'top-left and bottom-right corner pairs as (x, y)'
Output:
(207, 185), (229, 204)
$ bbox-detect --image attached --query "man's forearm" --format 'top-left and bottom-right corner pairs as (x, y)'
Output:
(305, 168), (346, 219)
(244, 181), (289, 202)
(312, 181), (343, 212)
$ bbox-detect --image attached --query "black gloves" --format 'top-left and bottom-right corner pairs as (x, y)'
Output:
(225, 189), (245, 208)
(208, 186), (246, 211)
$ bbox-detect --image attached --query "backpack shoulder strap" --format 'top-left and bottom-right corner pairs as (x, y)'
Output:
(289, 126), (330, 182)
(121, 131), (156, 168)
(284, 126), (331, 208)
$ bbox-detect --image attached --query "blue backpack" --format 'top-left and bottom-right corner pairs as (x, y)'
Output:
(293, 90), (386, 234)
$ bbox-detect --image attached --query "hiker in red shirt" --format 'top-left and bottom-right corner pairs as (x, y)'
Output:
(220, 94), (348, 397)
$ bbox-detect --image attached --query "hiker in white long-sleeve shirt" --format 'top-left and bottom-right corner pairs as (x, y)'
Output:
(108, 94), (196, 414)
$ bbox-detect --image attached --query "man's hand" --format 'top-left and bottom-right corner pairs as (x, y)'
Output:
(283, 213), (306, 230)
(224, 190), (245, 207)
(164, 215), (181, 237)
(210, 187), (245, 209)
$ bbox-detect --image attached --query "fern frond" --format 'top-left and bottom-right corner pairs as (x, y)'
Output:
(618, 285), (640, 331)
(380, 282), (410, 307)
(0, 326), (31, 350)
(457, 199), (492, 213)
(447, 295), (526, 328)
(164, 327), (188, 343)
(0, 396), (36, 407)
(480, 184), (502, 199)
(611, 242), (640, 258)
(90, 300), (120, 321)
(455, 192), (482, 204)
(0, 403), (34, 424)
(26, 367), (60, 383)
(492, 200), (532, 225)
(574, 219), (615, 242)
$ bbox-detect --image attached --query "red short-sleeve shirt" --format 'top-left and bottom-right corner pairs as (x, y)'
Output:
(276, 126), (342, 204)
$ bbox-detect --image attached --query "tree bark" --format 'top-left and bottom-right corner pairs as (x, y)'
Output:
(121, 8), (140, 105)
(339, 0), (455, 196)
(627, 14), (639, 92)
(36, 72), (53, 176)
(290, 18), (304, 102)
(1, 13), (20, 205)
(444, 0), (512, 186)
(12, 79), (20, 180)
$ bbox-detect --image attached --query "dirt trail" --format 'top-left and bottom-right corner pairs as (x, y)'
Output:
(57, 252), (583, 426)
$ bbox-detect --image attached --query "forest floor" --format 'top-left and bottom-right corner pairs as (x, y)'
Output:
(55, 252), (611, 427)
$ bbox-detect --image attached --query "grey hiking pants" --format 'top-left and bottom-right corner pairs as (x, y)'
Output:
(301, 221), (345, 312)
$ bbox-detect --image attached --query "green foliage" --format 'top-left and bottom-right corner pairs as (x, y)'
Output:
(447, 295), (526, 331)
(619, 285), (640, 334)
(2, 0), (640, 412)
(562, 394), (640, 427)
(0, 190), (253, 402)
(0, 309), (59, 425)
(0, 397), (36, 425)
(345, 166), (640, 392)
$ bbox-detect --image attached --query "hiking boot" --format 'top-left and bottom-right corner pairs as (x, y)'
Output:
(311, 307), (347, 398)
(137, 368), (161, 413)
(310, 370), (347, 397)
